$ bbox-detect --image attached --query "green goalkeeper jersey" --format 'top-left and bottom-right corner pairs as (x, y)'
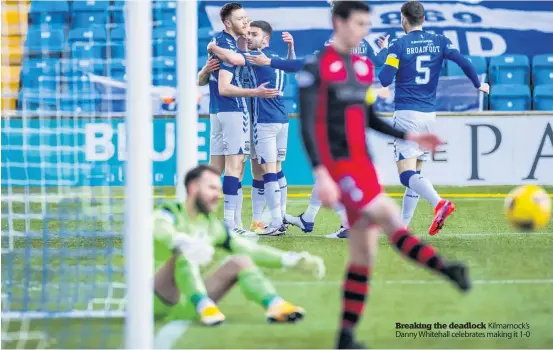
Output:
(153, 201), (288, 320)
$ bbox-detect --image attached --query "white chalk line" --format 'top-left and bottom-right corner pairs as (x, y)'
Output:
(271, 231), (553, 239)
(154, 320), (191, 349)
(274, 279), (553, 286)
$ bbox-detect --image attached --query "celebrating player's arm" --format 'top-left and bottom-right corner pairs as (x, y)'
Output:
(197, 56), (220, 86)
(153, 165), (325, 326)
(282, 31), (296, 59)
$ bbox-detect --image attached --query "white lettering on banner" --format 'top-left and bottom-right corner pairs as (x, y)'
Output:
(206, 3), (553, 33)
(369, 116), (553, 186)
(84, 122), (176, 162)
(85, 123), (115, 161)
(466, 31), (507, 57)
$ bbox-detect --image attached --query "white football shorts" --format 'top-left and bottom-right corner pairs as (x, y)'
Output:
(392, 110), (436, 162)
(253, 122), (288, 164)
(210, 111), (251, 156)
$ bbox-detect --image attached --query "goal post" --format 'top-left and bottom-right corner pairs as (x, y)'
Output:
(124, 0), (153, 348)
(176, 0), (199, 202)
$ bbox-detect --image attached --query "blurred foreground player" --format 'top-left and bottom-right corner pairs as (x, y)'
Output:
(153, 165), (325, 325)
(378, 1), (490, 233)
(296, 2), (471, 348)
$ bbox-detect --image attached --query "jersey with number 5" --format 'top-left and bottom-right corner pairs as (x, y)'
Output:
(385, 30), (456, 113)
(247, 48), (287, 124)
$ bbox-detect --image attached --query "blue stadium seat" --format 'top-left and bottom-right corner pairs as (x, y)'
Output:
(154, 73), (177, 87)
(71, 12), (107, 28)
(68, 26), (108, 43)
(490, 84), (531, 111)
(71, 0), (110, 13)
(532, 54), (553, 86)
(71, 42), (105, 60)
(107, 59), (126, 80)
(153, 0), (176, 22)
(29, 1), (69, 26)
(153, 57), (176, 74)
(25, 28), (66, 54)
(65, 72), (97, 94)
(533, 84), (553, 111)
(283, 74), (298, 99)
(21, 59), (60, 89)
(110, 26), (126, 41)
(112, 0), (125, 11)
(154, 40), (176, 58)
(153, 26), (177, 40)
(446, 55), (487, 77)
(198, 27), (213, 40)
(112, 8), (125, 24)
(197, 55), (208, 71)
(283, 99), (298, 114)
(18, 88), (59, 112)
(107, 42), (125, 59)
(63, 58), (105, 76)
(60, 98), (100, 113)
(489, 55), (530, 85)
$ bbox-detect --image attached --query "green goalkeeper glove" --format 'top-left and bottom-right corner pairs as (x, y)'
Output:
(282, 252), (326, 280)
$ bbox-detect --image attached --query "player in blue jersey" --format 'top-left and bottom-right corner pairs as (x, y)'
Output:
(209, 20), (294, 236)
(201, 3), (281, 231)
(378, 1), (489, 235)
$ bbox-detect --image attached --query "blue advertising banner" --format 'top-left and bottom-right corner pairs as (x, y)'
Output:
(202, 1), (553, 59)
(1, 117), (314, 187)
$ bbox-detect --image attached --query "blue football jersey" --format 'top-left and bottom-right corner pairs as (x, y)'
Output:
(385, 30), (457, 113)
(246, 49), (287, 124)
(208, 31), (249, 114)
(324, 37), (387, 66)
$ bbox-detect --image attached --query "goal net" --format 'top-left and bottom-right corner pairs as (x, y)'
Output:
(1, 0), (161, 348)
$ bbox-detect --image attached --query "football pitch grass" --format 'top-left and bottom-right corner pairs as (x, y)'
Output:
(2, 185), (553, 349)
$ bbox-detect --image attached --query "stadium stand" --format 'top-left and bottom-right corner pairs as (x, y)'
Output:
(2, 0), (552, 113)
(533, 84), (553, 111)
(490, 84), (531, 111)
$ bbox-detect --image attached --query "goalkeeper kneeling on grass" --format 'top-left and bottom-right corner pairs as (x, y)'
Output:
(154, 164), (325, 326)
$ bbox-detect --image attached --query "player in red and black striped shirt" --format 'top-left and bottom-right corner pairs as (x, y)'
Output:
(296, 2), (471, 348)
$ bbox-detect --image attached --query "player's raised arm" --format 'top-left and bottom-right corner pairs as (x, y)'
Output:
(208, 40), (247, 66)
(442, 36), (489, 93)
(378, 38), (401, 87)
(218, 69), (279, 98)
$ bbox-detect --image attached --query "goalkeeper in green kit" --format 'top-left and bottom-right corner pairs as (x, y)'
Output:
(153, 165), (325, 326)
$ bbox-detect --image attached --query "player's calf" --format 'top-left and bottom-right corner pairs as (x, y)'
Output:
(222, 155), (245, 229)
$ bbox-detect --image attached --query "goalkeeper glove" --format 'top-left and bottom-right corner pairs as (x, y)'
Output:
(173, 234), (215, 267)
(282, 251), (326, 280)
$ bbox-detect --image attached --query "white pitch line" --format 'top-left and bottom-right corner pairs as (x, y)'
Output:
(154, 320), (190, 349)
(275, 231), (553, 239)
(274, 279), (553, 286)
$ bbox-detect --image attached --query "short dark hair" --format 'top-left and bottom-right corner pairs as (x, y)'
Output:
(220, 2), (242, 22)
(250, 20), (273, 38)
(184, 165), (219, 192)
(401, 1), (425, 27)
(332, 1), (370, 20)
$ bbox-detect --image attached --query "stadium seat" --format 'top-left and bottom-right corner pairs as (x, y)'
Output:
(1, 65), (21, 100)
(153, 57), (176, 74)
(29, 0), (69, 26)
(71, 42), (105, 60)
(489, 84), (531, 111)
(112, 0), (125, 11)
(3, 36), (24, 64)
(2, 8), (29, 37)
(282, 99), (299, 114)
(446, 55), (488, 77)
(107, 42), (125, 59)
(154, 72), (176, 87)
(20, 59), (60, 91)
(25, 28), (66, 55)
(71, 0), (110, 13)
(63, 58), (105, 76)
(532, 54), (553, 86)
(283, 75), (298, 99)
(60, 98), (100, 113)
(533, 84), (553, 111)
(68, 26), (107, 43)
(154, 40), (176, 58)
(153, 26), (177, 40)
(112, 8), (125, 24)
(198, 27), (213, 40)
(110, 26), (126, 41)
(71, 12), (107, 28)
(107, 59), (126, 80)
(489, 55), (530, 85)
(197, 55), (208, 71)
